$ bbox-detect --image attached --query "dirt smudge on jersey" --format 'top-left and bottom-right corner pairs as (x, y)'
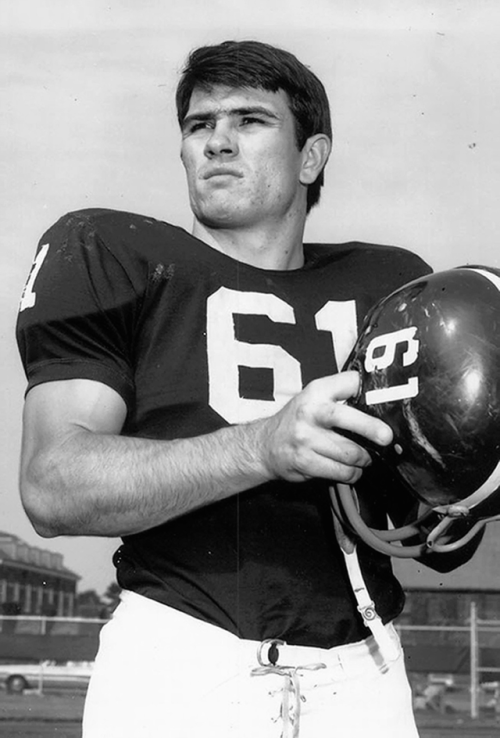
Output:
(151, 263), (175, 283)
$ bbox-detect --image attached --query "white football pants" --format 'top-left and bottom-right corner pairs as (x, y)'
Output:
(82, 590), (419, 738)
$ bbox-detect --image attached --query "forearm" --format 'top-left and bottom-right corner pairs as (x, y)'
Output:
(21, 371), (392, 540)
(22, 422), (270, 538)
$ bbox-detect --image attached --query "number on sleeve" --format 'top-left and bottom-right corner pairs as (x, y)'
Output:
(19, 243), (50, 312)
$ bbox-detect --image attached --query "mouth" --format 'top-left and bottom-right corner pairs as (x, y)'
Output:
(202, 168), (243, 180)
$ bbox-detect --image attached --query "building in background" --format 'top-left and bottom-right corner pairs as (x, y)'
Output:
(0, 532), (79, 617)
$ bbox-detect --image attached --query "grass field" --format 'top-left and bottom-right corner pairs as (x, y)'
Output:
(0, 690), (85, 722)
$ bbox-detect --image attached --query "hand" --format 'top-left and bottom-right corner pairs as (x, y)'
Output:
(258, 371), (393, 484)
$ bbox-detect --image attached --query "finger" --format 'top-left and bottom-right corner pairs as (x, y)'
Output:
(304, 451), (365, 484)
(285, 444), (364, 483)
(288, 427), (371, 483)
(319, 401), (393, 448)
(309, 371), (361, 403)
(311, 427), (372, 468)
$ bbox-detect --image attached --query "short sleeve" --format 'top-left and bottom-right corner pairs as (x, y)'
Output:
(16, 211), (141, 406)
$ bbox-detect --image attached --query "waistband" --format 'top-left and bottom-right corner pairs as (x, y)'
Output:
(116, 590), (401, 678)
(251, 624), (400, 677)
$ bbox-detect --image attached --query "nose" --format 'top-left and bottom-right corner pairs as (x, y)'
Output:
(204, 120), (238, 158)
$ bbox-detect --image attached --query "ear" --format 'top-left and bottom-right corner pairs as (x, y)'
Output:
(299, 134), (332, 185)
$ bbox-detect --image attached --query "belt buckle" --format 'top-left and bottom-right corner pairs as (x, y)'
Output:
(257, 638), (286, 666)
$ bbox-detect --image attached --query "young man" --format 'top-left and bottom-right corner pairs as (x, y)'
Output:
(17, 41), (477, 737)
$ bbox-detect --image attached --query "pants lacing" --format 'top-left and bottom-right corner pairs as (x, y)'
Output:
(251, 639), (326, 738)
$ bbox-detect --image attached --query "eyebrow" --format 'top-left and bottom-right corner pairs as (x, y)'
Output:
(181, 105), (281, 131)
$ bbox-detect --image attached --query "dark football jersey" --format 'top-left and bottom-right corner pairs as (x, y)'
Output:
(17, 208), (432, 648)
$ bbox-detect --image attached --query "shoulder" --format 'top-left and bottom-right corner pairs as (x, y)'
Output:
(38, 208), (201, 276)
(305, 240), (430, 270)
(43, 208), (188, 249)
(304, 240), (432, 284)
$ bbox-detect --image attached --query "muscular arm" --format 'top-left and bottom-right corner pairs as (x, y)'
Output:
(20, 372), (393, 539)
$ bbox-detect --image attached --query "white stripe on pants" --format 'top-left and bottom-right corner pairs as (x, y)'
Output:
(83, 590), (419, 738)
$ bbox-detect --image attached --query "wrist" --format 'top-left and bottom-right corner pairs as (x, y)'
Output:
(234, 417), (276, 484)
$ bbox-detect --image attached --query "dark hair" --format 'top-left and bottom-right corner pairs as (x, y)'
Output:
(176, 40), (332, 212)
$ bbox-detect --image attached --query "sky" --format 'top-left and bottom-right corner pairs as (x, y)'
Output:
(2, 0), (500, 594)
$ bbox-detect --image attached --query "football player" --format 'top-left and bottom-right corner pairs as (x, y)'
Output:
(17, 40), (481, 737)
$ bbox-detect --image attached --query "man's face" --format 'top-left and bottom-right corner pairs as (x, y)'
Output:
(180, 85), (308, 230)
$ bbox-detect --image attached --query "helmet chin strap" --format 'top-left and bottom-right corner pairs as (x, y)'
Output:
(330, 496), (399, 663)
(330, 483), (499, 558)
(329, 481), (499, 665)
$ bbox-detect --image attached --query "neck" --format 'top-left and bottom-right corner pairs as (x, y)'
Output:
(191, 219), (306, 270)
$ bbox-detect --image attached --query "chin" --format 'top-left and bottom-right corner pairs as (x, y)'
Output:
(196, 208), (248, 230)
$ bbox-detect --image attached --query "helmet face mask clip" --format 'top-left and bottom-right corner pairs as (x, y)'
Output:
(332, 266), (500, 558)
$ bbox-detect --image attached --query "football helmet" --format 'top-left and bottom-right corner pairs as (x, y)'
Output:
(330, 265), (500, 557)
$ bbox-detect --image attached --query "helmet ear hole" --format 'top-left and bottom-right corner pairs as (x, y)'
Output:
(341, 265), (500, 553)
